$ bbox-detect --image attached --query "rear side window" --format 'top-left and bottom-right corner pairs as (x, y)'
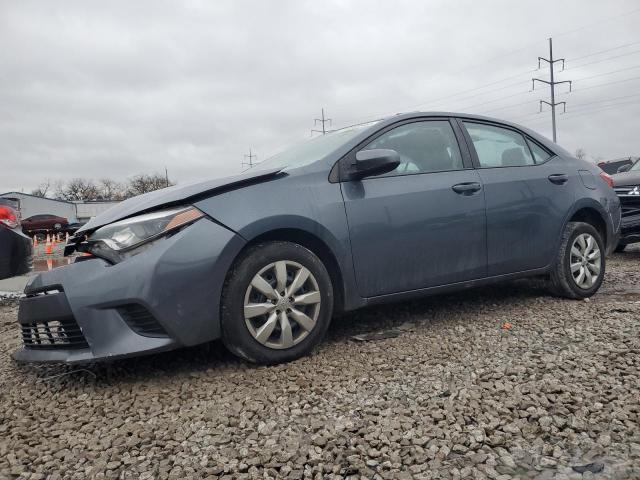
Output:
(464, 122), (534, 168)
(363, 120), (464, 176)
(527, 139), (553, 164)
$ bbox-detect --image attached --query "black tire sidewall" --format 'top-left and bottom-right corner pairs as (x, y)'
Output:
(221, 241), (333, 364)
(557, 222), (606, 298)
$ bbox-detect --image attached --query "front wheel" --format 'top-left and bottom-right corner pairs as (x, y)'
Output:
(549, 222), (605, 299)
(221, 241), (333, 364)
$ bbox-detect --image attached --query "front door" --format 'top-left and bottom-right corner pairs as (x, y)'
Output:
(341, 119), (487, 298)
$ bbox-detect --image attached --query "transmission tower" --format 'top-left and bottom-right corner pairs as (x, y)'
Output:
(532, 38), (572, 143)
(242, 148), (258, 170)
(311, 108), (332, 135)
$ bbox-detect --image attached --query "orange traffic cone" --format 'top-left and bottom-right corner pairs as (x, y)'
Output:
(33, 236), (38, 247)
(46, 258), (53, 271)
(46, 234), (50, 244)
(44, 236), (53, 255)
(65, 232), (70, 242)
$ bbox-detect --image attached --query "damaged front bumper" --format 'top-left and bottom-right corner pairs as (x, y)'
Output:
(13, 218), (245, 364)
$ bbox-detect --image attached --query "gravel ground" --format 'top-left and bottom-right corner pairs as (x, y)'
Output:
(1, 249), (639, 479)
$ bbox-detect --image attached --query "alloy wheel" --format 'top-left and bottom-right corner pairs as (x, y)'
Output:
(570, 233), (602, 289)
(243, 260), (321, 349)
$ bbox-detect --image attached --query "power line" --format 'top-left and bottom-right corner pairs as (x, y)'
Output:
(428, 74), (538, 110)
(566, 41), (640, 62)
(478, 99), (539, 115)
(337, 8), (640, 130)
(552, 6), (640, 39)
(565, 49), (640, 71)
(569, 92), (640, 109)
(311, 108), (332, 135)
(453, 57), (640, 112)
(504, 76), (640, 124)
(445, 5), (640, 78)
(564, 74), (640, 93)
(571, 64), (640, 82)
(525, 97), (640, 124)
(458, 88), (535, 111)
(532, 38), (572, 142)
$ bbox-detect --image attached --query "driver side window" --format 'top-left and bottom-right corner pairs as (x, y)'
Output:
(363, 120), (464, 176)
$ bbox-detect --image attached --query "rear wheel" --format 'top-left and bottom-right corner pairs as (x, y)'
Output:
(549, 222), (605, 299)
(221, 241), (333, 364)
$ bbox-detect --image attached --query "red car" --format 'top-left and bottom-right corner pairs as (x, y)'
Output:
(21, 214), (69, 235)
(0, 202), (32, 279)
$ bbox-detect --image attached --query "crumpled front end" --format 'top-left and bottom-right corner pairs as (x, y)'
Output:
(14, 218), (245, 364)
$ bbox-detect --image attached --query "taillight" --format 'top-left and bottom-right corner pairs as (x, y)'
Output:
(599, 171), (614, 188)
(0, 206), (19, 228)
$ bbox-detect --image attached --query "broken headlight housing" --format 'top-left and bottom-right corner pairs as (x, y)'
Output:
(86, 206), (204, 262)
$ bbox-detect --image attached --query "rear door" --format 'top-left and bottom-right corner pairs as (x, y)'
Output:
(340, 118), (487, 297)
(459, 119), (574, 276)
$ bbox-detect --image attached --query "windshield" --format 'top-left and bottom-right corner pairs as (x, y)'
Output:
(630, 159), (640, 172)
(253, 122), (379, 171)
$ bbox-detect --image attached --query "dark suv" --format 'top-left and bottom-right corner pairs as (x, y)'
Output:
(611, 159), (640, 250)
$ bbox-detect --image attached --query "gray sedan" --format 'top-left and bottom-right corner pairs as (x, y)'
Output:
(14, 112), (621, 364)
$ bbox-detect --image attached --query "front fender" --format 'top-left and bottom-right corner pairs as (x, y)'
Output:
(194, 171), (362, 311)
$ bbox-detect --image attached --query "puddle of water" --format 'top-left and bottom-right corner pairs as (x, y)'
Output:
(33, 257), (74, 272)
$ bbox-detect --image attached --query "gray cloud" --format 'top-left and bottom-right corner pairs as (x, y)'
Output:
(1, 0), (639, 193)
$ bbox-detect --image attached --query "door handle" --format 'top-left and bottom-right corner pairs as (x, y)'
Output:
(451, 182), (482, 195)
(548, 173), (569, 185)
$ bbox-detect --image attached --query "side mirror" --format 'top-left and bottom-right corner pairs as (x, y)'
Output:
(617, 164), (632, 173)
(350, 149), (400, 180)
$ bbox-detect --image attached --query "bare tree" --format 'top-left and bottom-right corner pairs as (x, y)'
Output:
(575, 148), (587, 161)
(126, 173), (174, 197)
(37, 174), (172, 202)
(55, 178), (100, 201)
(97, 178), (126, 201)
(30, 179), (52, 197)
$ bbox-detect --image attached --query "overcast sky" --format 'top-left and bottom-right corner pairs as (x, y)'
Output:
(1, 0), (640, 194)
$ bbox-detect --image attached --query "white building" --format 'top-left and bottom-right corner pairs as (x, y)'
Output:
(0, 192), (117, 223)
(73, 201), (117, 222)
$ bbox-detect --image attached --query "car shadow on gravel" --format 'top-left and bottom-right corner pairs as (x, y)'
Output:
(12, 277), (551, 386)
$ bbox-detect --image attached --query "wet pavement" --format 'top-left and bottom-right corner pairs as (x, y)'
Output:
(32, 256), (75, 272)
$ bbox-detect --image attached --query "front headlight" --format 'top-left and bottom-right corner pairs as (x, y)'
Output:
(89, 206), (204, 252)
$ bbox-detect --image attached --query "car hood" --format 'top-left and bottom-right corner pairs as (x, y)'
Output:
(611, 171), (640, 187)
(77, 167), (283, 234)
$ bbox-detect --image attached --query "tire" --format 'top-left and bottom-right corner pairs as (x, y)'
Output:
(548, 222), (605, 299)
(54, 223), (62, 230)
(614, 243), (627, 253)
(221, 241), (333, 364)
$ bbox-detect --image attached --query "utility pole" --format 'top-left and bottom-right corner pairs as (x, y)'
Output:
(532, 38), (572, 143)
(242, 148), (258, 170)
(164, 166), (169, 187)
(311, 108), (332, 135)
